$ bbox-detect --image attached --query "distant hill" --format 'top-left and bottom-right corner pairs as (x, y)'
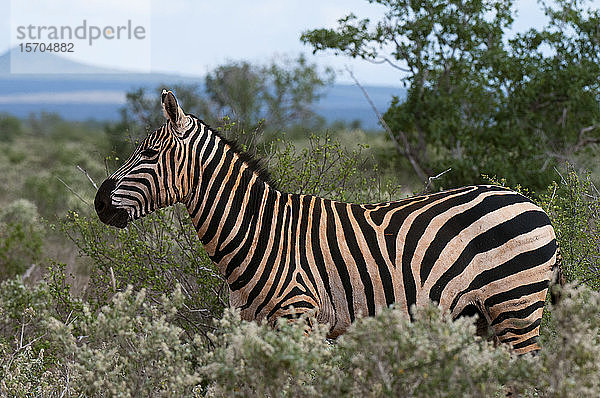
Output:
(0, 48), (405, 129)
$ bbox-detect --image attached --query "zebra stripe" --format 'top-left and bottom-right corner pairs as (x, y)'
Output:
(94, 90), (560, 354)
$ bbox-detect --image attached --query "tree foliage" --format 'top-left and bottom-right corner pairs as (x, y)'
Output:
(302, 0), (600, 190)
(200, 55), (335, 132)
(537, 166), (600, 288)
(105, 55), (334, 158)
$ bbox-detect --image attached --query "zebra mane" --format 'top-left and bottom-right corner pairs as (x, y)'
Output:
(198, 118), (277, 190)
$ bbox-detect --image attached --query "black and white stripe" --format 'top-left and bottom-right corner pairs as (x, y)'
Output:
(95, 90), (560, 354)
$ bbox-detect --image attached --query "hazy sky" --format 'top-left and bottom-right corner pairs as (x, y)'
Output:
(2, 0), (599, 85)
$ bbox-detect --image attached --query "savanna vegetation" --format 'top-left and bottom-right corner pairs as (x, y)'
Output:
(1, 0), (599, 396)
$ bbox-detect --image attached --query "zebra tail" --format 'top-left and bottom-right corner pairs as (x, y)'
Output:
(550, 244), (565, 305)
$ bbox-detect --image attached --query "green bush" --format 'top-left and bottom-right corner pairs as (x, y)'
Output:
(0, 115), (23, 142)
(0, 279), (202, 397)
(2, 274), (600, 397)
(538, 284), (600, 397)
(0, 278), (62, 397)
(537, 167), (600, 287)
(0, 199), (43, 280)
(200, 310), (340, 397)
(337, 305), (534, 397)
(47, 286), (201, 397)
(60, 207), (226, 339)
(269, 132), (401, 203)
(199, 305), (535, 398)
(196, 284), (600, 397)
(0, 342), (61, 397)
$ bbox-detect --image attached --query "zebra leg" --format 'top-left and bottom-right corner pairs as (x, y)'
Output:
(268, 305), (319, 336)
(485, 288), (548, 355)
(454, 303), (496, 341)
(282, 314), (317, 337)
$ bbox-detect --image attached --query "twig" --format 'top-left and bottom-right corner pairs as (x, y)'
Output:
(59, 368), (70, 398)
(423, 168), (452, 193)
(20, 321), (24, 348)
(6, 331), (48, 371)
(571, 124), (599, 153)
(367, 56), (412, 72)
(104, 157), (111, 177)
(546, 183), (558, 212)
(77, 165), (98, 190)
(590, 179), (600, 198)
(182, 302), (209, 314)
(56, 176), (91, 207)
(126, 219), (144, 234)
(21, 263), (37, 282)
(346, 66), (428, 183)
(553, 166), (567, 185)
(110, 266), (117, 292)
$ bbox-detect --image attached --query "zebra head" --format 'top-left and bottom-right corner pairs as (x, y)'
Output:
(95, 90), (197, 228)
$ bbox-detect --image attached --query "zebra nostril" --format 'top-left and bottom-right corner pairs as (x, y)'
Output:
(95, 178), (117, 216)
(94, 178), (129, 228)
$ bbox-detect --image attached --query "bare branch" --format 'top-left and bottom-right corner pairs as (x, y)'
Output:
(579, 124), (597, 135)
(546, 183), (558, 213)
(110, 266), (117, 292)
(346, 66), (428, 183)
(56, 176), (91, 207)
(367, 57), (412, 72)
(77, 165), (98, 190)
(422, 168), (452, 194)
(553, 166), (567, 185)
(572, 124), (600, 153)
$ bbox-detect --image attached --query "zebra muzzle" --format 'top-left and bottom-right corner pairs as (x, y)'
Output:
(95, 178), (130, 229)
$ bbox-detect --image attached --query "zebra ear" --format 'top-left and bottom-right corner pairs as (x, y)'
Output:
(161, 89), (189, 133)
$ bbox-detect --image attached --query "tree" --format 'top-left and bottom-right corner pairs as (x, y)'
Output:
(205, 55), (334, 132)
(205, 61), (264, 127)
(261, 55), (334, 132)
(107, 56), (334, 158)
(302, 0), (600, 190)
(0, 115), (23, 142)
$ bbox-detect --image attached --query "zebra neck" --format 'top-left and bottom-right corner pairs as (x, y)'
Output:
(185, 158), (278, 277)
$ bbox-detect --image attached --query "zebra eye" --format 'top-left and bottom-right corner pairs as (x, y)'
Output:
(140, 148), (159, 157)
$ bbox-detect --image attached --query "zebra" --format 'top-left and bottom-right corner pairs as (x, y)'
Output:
(95, 89), (561, 355)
